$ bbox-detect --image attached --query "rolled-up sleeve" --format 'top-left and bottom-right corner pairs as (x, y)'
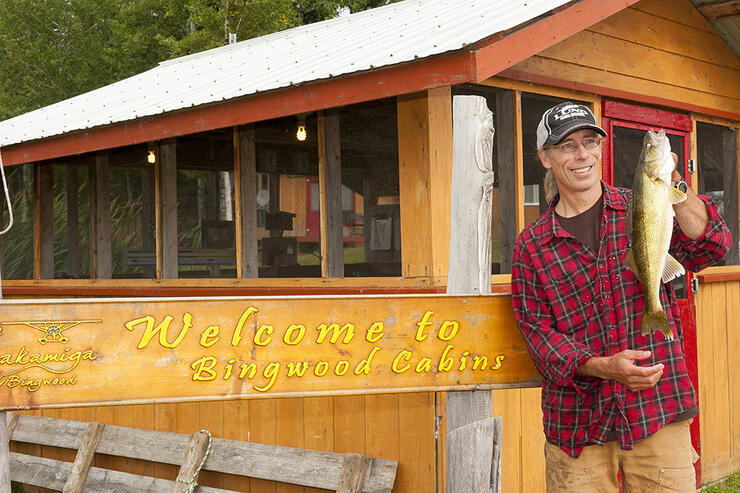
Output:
(670, 195), (732, 271)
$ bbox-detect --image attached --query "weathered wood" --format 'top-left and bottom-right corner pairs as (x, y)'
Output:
(173, 431), (211, 493)
(446, 94), (500, 493)
(318, 110), (344, 277)
(448, 95), (494, 294)
(62, 421), (105, 493)
(235, 125), (259, 278)
(159, 138), (178, 278)
(35, 163), (54, 279)
(5, 413), (17, 440)
(90, 154), (112, 279)
(336, 453), (371, 493)
(696, 0), (740, 22)
(490, 416), (502, 492)
(721, 126), (739, 264)
(8, 413), (398, 492)
(446, 418), (496, 493)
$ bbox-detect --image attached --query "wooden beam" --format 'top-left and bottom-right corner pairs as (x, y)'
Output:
(173, 431), (211, 493)
(63, 422), (105, 493)
(336, 454), (371, 493)
(158, 139), (178, 279)
(90, 154), (112, 279)
(318, 110), (344, 277)
(495, 91), (516, 274)
(697, 0), (740, 22)
(34, 164), (53, 279)
(234, 126), (259, 278)
(65, 166), (80, 277)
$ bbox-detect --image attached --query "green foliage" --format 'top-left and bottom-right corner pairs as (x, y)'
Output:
(0, 0), (402, 120)
(702, 472), (740, 492)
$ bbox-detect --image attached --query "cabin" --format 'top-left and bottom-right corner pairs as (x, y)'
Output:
(0, 0), (738, 491)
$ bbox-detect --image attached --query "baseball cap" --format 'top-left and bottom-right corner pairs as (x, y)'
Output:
(536, 102), (606, 149)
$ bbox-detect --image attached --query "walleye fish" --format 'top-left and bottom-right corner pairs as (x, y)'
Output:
(624, 129), (687, 339)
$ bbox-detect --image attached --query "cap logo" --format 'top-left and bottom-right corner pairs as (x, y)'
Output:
(552, 105), (590, 121)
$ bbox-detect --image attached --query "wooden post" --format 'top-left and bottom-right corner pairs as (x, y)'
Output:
(66, 165), (80, 277)
(318, 109), (344, 277)
(158, 139), (178, 278)
(63, 422), (105, 493)
(90, 154), (112, 279)
(234, 125), (259, 277)
(336, 453), (371, 493)
(446, 94), (502, 493)
(34, 163), (54, 279)
(173, 431), (211, 493)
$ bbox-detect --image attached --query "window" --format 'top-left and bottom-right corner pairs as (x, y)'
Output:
(697, 122), (738, 265)
(0, 163), (35, 279)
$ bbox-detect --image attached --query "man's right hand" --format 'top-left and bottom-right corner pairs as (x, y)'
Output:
(577, 350), (664, 392)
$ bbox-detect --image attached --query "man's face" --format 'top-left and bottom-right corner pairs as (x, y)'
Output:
(537, 129), (602, 199)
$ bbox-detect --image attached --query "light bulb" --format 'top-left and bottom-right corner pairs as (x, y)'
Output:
(147, 150), (156, 164)
(296, 125), (307, 141)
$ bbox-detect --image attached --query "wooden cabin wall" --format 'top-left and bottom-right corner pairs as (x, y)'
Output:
(696, 276), (740, 484)
(505, 0), (740, 118)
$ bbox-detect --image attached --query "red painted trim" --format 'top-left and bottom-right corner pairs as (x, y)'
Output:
(0, 285), (447, 297)
(0, 51), (476, 166)
(499, 69), (740, 123)
(473, 0), (640, 82)
(603, 101), (692, 132)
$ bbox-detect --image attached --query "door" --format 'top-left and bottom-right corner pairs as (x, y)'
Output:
(601, 101), (701, 487)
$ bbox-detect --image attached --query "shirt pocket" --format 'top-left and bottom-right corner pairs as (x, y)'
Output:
(548, 270), (598, 338)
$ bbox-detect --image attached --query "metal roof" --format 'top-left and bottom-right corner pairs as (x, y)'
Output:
(0, 0), (573, 148)
(690, 0), (740, 59)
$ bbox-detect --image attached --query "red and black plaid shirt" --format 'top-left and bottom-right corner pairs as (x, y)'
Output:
(512, 182), (731, 458)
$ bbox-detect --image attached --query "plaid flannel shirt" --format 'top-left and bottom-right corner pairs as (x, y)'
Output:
(511, 182), (731, 458)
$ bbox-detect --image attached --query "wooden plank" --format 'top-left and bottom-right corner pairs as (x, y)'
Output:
(250, 399), (277, 493)
(695, 283), (711, 480)
(365, 394), (399, 462)
(221, 400), (248, 492)
(133, 404), (157, 478)
(447, 95), (494, 294)
(632, 0), (715, 32)
(589, 6), (740, 70)
(90, 154), (112, 279)
(539, 30), (740, 100)
(275, 398), (304, 493)
(495, 91), (516, 274)
(62, 422), (105, 493)
(506, 56), (740, 119)
(492, 389), (523, 493)
(514, 92), (525, 234)
(35, 164), (53, 280)
(317, 110), (344, 278)
(446, 418), (496, 492)
(711, 282), (731, 464)
(726, 282), (740, 460)
(173, 430), (212, 493)
(697, 0), (740, 23)
(10, 452), (231, 493)
(397, 393), (435, 493)
(333, 395), (365, 455)
(427, 86), (454, 280)
(336, 453), (371, 493)
(159, 138), (178, 279)
(520, 388), (545, 492)
(198, 401), (224, 489)
(305, 396), (334, 493)
(235, 126), (259, 278)
(722, 127), (739, 265)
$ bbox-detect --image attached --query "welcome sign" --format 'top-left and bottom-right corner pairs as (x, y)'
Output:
(0, 294), (540, 409)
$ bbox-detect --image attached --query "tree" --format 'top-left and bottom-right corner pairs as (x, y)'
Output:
(0, 0), (401, 121)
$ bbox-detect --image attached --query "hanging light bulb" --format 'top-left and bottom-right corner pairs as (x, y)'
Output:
(296, 114), (307, 142)
(147, 150), (156, 164)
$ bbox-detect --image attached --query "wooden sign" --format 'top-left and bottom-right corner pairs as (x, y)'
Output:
(0, 294), (539, 410)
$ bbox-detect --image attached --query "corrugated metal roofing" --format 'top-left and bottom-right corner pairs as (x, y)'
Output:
(0, 0), (573, 148)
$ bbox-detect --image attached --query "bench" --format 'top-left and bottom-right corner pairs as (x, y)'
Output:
(124, 249), (236, 276)
(7, 412), (397, 492)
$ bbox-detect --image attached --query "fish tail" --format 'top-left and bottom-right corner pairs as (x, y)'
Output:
(641, 310), (673, 340)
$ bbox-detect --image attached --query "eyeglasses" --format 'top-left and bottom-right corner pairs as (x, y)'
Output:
(545, 137), (604, 154)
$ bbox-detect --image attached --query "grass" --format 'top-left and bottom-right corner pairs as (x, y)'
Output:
(702, 472), (740, 492)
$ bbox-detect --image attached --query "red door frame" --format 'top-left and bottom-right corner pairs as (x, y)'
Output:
(601, 101), (701, 487)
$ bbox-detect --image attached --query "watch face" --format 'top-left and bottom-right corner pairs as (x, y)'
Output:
(676, 181), (688, 193)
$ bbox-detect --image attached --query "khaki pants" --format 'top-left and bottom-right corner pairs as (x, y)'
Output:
(545, 420), (699, 493)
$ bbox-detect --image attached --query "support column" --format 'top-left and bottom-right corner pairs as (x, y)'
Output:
(90, 154), (112, 279)
(318, 109), (344, 277)
(234, 126), (259, 277)
(34, 163), (53, 279)
(157, 139), (178, 278)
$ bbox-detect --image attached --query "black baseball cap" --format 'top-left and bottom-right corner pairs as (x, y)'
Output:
(536, 102), (606, 149)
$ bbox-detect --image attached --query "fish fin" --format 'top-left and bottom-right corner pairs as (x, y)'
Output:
(624, 248), (638, 276)
(625, 190), (633, 238)
(641, 310), (673, 340)
(668, 185), (687, 205)
(661, 254), (685, 283)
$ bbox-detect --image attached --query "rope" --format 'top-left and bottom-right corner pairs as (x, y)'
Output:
(0, 151), (12, 236)
(176, 429), (213, 493)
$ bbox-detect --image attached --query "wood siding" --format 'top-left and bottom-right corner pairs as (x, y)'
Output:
(504, 0), (740, 119)
(696, 279), (740, 484)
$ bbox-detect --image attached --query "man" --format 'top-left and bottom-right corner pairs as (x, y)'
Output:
(511, 101), (731, 492)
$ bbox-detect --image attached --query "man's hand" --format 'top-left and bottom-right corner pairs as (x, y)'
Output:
(577, 350), (664, 392)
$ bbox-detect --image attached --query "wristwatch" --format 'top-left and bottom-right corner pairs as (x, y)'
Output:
(673, 180), (688, 193)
